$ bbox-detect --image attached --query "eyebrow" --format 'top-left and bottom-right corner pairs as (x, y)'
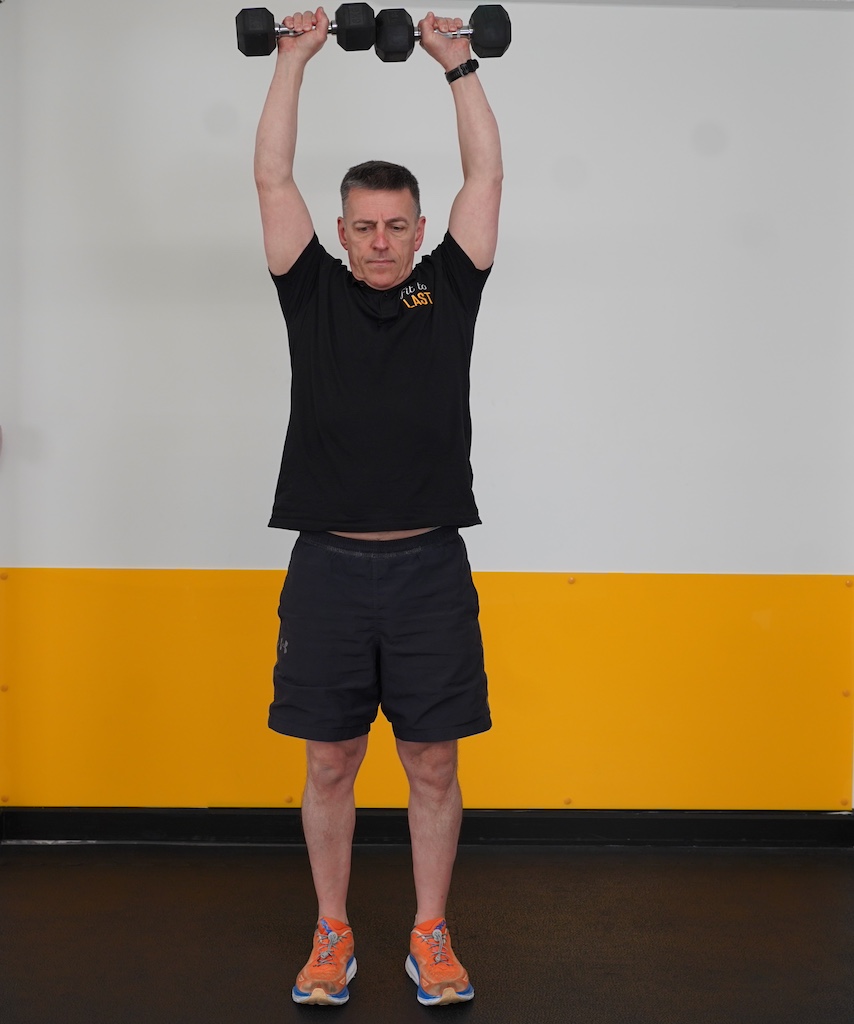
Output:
(352, 217), (409, 227)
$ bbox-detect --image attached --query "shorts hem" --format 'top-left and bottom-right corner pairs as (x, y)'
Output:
(268, 715), (371, 743)
(391, 718), (492, 743)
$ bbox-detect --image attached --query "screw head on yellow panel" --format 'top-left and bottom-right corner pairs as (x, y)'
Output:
(0, 686), (8, 693)
(285, 796), (294, 805)
(841, 799), (850, 807)
(0, 573), (8, 581)
(844, 691), (851, 698)
(563, 798), (573, 805)
(1, 796), (8, 803)
(567, 577), (576, 585)
(846, 580), (853, 588)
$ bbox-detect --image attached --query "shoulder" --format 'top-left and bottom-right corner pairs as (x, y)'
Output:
(270, 234), (336, 282)
(423, 232), (492, 288)
(270, 235), (347, 312)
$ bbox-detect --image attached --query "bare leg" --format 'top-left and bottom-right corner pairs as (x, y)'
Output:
(302, 736), (369, 923)
(396, 739), (462, 924)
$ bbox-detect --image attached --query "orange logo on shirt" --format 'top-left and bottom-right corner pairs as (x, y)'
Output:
(400, 281), (433, 309)
(403, 291), (432, 309)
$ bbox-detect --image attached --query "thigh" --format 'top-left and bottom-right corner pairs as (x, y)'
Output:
(379, 535), (491, 743)
(269, 538), (380, 743)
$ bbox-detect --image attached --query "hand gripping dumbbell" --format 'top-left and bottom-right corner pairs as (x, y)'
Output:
(236, 3), (375, 55)
(374, 5), (510, 63)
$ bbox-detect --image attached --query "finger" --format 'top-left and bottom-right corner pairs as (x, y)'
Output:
(291, 10), (312, 33)
(315, 6), (330, 34)
(437, 16), (459, 34)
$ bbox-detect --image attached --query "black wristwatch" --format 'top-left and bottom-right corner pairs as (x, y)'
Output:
(445, 59), (479, 84)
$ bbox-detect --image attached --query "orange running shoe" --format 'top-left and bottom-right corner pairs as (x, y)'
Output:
(406, 918), (474, 1006)
(292, 917), (357, 1005)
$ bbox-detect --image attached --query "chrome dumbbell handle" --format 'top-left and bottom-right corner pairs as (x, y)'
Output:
(414, 26), (475, 40)
(273, 19), (344, 36)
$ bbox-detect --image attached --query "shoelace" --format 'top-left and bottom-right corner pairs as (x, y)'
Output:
(419, 925), (451, 966)
(313, 921), (344, 967)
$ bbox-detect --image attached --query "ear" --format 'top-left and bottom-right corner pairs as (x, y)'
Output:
(414, 216), (426, 253)
(337, 216), (348, 250)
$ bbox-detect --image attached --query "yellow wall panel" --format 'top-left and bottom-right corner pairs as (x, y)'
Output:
(0, 569), (851, 810)
(470, 573), (853, 810)
(0, 569), (304, 809)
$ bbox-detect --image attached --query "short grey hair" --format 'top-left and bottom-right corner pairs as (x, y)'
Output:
(340, 160), (421, 217)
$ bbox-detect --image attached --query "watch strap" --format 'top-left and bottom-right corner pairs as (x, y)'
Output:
(445, 58), (480, 84)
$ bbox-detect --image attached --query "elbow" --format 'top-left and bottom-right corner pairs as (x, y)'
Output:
(254, 169), (293, 195)
(254, 161), (272, 192)
(463, 166), (503, 192)
(464, 156), (503, 191)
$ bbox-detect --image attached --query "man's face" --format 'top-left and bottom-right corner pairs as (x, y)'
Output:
(338, 187), (426, 291)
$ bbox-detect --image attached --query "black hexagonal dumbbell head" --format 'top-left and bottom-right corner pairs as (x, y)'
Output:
(236, 8), (277, 56)
(470, 5), (511, 59)
(335, 3), (376, 50)
(375, 9), (415, 62)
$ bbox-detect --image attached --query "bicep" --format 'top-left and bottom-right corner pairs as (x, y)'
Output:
(447, 179), (502, 271)
(257, 179), (315, 276)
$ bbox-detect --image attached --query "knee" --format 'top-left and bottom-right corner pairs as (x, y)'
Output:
(306, 738), (367, 792)
(397, 740), (459, 793)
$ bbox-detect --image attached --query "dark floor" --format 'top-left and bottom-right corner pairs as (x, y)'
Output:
(2, 843), (854, 1024)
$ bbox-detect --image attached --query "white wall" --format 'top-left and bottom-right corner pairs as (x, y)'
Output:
(0, 0), (21, 566)
(1, 0), (853, 572)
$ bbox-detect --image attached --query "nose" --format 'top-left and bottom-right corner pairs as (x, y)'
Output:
(373, 226), (389, 250)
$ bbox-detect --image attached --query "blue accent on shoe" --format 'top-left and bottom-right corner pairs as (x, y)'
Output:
(405, 954), (474, 1005)
(292, 956), (357, 1004)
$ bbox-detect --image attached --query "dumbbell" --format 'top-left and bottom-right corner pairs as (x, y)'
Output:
(374, 5), (510, 63)
(236, 4), (375, 55)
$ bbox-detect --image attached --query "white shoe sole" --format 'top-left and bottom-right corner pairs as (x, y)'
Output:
(292, 957), (357, 1005)
(405, 954), (475, 1005)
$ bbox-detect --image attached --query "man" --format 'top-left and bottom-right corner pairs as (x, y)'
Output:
(254, 5), (502, 1007)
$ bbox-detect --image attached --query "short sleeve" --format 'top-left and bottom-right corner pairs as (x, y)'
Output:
(436, 232), (492, 315)
(269, 235), (327, 323)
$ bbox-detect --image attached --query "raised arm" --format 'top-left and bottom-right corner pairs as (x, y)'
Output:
(255, 7), (329, 275)
(418, 11), (503, 270)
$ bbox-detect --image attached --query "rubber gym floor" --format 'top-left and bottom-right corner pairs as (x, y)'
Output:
(3, 837), (854, 1024)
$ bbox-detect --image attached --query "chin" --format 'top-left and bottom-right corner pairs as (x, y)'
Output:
(367, 274), (396, 289)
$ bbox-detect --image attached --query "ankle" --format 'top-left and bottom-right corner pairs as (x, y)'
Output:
(413, 913), (446, 930)
(318, 911), (350, 927)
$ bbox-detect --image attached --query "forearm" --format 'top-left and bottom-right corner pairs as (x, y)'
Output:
(419, 12), (503, 190)
(449, 73), (503, 187)
(254, 54), (307, 190)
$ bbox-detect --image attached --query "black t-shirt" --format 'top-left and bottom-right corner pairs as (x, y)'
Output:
(268, 232), (491, 532)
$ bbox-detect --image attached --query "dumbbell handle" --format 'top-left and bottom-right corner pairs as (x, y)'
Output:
(415, 25), (475, 40)
(273, 19), (345, 37)
(273, 20), (473, 40)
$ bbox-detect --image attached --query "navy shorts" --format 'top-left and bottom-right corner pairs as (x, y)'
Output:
(269, 527), (491, 743)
